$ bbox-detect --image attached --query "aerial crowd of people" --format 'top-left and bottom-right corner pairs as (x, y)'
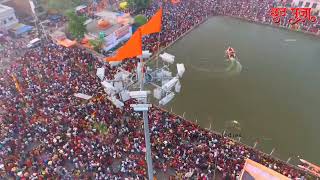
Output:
(0, 0), (319, 179)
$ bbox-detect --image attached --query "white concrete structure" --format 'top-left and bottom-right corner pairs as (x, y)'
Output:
(292, 0), (320, 15)
(0, 4), (18, 31)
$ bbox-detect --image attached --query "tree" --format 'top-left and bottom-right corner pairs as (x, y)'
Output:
(41, 0), (83, 14)
(134, 14), (147, 27)
(89, 38), (104, 53)
(65, 10), (87, 40)
(127, 0), (152, 10)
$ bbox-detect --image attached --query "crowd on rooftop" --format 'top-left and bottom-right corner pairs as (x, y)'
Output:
(0, 0), (318, 179)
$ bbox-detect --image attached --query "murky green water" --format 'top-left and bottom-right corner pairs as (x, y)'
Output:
(165, 16), (320, 164)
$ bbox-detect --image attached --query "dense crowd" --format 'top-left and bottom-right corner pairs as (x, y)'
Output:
(0, 34), (34, 60)
(1, 43), (311, 179)
(0, 0), (318, 179)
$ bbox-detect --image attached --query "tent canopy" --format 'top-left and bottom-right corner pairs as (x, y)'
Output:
(75, 5), (87, 11)
(57, 39), (77, 48)
(98, 19), (110, 28)
(119, 2), (128, 9)
(50, 31), (66, 41)
(10, 23), (33, 36)
(74, 93), (92, 100)
(48, 14), (62, 22)
(240, 159), (290, 180)
(81, 37), (89, 44)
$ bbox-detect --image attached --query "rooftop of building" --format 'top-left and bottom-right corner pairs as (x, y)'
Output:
(85, 10), (127, 38)
(86, 19), (121, 37)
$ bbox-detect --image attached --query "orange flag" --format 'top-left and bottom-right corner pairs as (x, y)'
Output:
(105, 29), (142, 62)
(140, 7), (163, 36)
(12, 75), (22, 94)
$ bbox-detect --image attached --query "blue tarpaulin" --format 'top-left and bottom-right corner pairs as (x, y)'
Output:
(10, 23), (33, 36)
(48, 14), (62, 22)
(116, 12), (125, 17)
(16, 25), (33, 35)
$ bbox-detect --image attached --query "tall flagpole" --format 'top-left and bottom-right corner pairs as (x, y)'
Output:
(139, 57), (144, 90)
(156, 2), (164, 69)
(138, 56), (154, 180)
(156, 33), (161, 69)
(143, 108), (153, 180)
(139, 6), (163, 177)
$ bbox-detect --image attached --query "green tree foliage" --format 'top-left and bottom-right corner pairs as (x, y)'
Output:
(65, 10), (87, 40)
(41, 0), (83, 13)
(134, 14), (147, 27)
(127, 0), (152, 10)
(89, 37), (104, 53)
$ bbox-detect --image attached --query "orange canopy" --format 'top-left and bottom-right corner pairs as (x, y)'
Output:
(57, 39), (77, 48)
(98, 19), (110, 28)
(171, 0), (180, 4)
(82, 42), (94, 49)
(81, 37), (89, 44)
(240, 159), (290, 180)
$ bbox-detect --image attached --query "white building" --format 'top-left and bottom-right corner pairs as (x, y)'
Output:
(0, 4), (18, 31)
(292, 0), (320, 15)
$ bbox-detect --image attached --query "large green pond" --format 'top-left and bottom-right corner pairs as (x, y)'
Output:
(164, 16), (320, 164)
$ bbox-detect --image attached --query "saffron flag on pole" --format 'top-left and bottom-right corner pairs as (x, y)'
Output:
(105, 29), (143, 62)
(12, 75), (22, 94)
(140, 8), (163, 36)
(240, 159), (290, 180)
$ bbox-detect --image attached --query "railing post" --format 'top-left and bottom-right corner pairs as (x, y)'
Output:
(286, 157), (291, 164)
(270, 148), (275, 156)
